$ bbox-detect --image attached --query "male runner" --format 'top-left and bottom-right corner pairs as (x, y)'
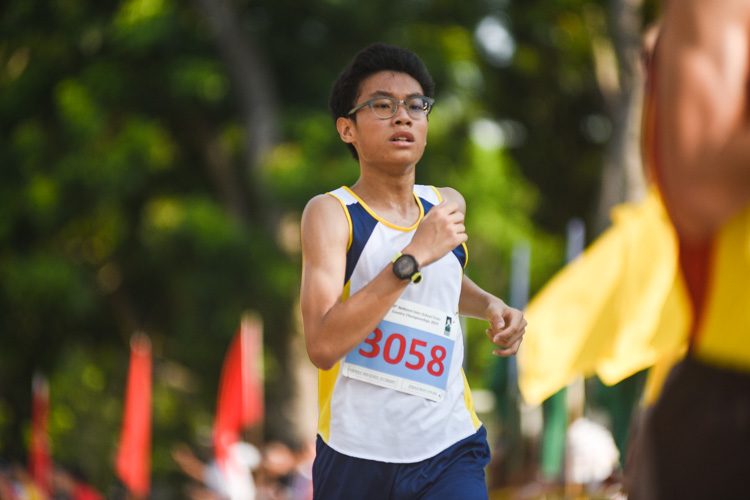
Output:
(628, 1), (750, 497)
(299, 43), (526, 499)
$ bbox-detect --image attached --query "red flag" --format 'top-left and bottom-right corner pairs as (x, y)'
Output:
(115, 333), (152, 498)
(213, 314), (264, 469)
(29, 372), (51, 494)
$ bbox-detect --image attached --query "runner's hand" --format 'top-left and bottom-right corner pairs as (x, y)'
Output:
(404, 201), (467, 267)
(485, 301), (526, 356)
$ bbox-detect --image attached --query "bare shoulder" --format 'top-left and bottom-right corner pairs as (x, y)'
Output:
(302, 193), (343, 219)
(300, 193), (350, 328)
(436, 186), (467, 213)
(301, 193), (350, 247)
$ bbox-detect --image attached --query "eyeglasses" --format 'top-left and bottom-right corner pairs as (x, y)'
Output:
(347, 96), (435, 120)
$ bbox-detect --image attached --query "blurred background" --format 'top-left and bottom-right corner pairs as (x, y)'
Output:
(1, 0), (661, 497)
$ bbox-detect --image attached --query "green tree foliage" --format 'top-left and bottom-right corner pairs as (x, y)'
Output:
(0, 0), (295, 488)
(0, 0), (658, 494)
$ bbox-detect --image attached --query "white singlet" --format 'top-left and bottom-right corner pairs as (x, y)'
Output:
(315, 184), (482, 463)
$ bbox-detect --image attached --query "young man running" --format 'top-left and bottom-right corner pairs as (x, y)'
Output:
(299, 43), (526, 500)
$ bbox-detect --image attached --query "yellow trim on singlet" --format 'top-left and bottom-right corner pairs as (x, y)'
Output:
(316, 280), (353, 442)
(317, 360), (340, 442)
(341, 186), (424, 232)
(461, 367), (482, 429)
(327, 191), (354, 252)
(430, 185), (442, 202)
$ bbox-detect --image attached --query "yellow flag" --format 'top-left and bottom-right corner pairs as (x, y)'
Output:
(518, 190), (691, 406)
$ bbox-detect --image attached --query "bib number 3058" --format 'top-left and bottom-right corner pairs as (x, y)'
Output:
(360, 328), (446, 376)
(342, 299), (457, 401)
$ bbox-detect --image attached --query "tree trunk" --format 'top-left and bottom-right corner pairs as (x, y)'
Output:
(587, 0), (646, 237)
(191, 0), (281, 233)
(190, 0), (313, 446)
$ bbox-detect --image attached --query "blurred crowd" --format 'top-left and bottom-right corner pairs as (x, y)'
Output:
(0, 437), (313, 500)
(171, 439), (314, 500)
(0, 461), (104, 500)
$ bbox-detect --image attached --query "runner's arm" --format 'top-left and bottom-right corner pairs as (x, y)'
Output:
(436, 187), (527, 356)
(459, 275), (526, 357)
(300, 194), (408, 370)
(657, 0), (750, 240)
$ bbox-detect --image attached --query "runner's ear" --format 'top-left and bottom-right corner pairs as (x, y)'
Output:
(337, 117), (357, 145)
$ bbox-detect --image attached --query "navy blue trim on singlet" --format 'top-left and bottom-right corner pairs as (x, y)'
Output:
(344, 203), (379, 285)
(421, 198), (467, 268)
(421, 198), (435, 213)
(343, 196), (466, 285)
(453, 242), (467, 268)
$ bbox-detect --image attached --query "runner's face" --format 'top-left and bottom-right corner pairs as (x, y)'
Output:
(343, 71), (429, 167)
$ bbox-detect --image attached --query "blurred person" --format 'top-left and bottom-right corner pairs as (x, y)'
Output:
(171, 443), (221, 500)
(255, 440), (314, 500)
(299, 43), (526, 500)
(627, 1), (750, 498)
(172, 440), (261, 500)
(255, 441), (297, 500)
(285, 441), (313, 500)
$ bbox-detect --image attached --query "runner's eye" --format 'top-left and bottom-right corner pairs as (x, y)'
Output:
(372, 99), (395, 110)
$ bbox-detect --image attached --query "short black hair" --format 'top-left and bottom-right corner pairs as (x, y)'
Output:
(329, 43), (435, 160)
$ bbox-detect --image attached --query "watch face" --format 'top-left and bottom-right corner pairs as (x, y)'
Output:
(394, 254), (417, 279)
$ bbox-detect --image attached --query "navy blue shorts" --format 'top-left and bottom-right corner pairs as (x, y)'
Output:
(312, 426), (491, 500)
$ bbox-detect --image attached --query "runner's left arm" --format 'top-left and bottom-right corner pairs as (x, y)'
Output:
(459, 275), (526, 357)
(437, 186), (526, 356)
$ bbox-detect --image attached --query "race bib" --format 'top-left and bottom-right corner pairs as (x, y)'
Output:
(342, 299), (458, 402)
